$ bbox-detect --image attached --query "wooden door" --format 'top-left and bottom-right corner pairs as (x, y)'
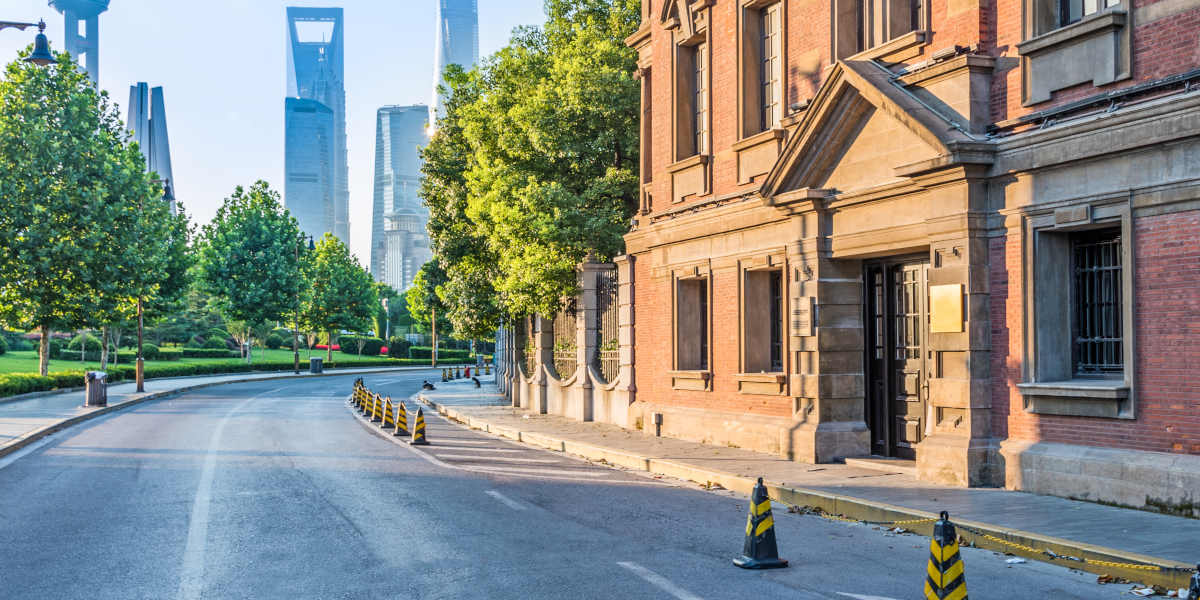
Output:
(864, 259), (929, 458)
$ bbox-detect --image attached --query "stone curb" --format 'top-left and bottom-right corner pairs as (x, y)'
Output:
(0, 366), (433, 461)
(418, 393), (1194, 590)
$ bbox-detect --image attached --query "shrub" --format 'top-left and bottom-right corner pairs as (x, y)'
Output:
(265, 334), (284, 350)
(0, 336), (7, 356)
(407, 347), (472, 361)
(140, 343), (160, 360)
(338, 335), (385, 356)
(181, 348), (238, 358)
(156, 348), (183, 361)
(203, 337), (229, 349)
(68, 334), (103, 352)
(48, 339), (64, 358)
(388, 338), (412, 358)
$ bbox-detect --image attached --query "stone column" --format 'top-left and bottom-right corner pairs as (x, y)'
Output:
(532, 315), (553, 414)
(573, 262), (613, 421)
(916, 169), (999, 487)
(614, 254), (636, 428)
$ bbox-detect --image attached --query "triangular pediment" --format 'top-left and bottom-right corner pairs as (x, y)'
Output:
(761, 61), (977, 201)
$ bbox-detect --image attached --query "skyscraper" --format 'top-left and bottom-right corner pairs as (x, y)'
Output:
(127, 82), (176, 214)
(370, 106), (431, 292)
(49, 0), (109, 84)
(430, 0), (479, 125)
(284, 7), (350, 244)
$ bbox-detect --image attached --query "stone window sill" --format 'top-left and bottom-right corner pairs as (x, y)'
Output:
(1017, 10), (1125, 57)
(670, 369), (711, 391)
(666, 154), (710, 174)
(847, 30), (928, 64)
(1018, 380), (1132, 419)
(735, 372), (786, 395)
(733, 129), (786, 185)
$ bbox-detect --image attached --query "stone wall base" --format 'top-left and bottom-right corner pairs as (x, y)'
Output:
(629, 401), (868, 462)
(917, 434), (1003, 487)
(999, 440), (1200, 517)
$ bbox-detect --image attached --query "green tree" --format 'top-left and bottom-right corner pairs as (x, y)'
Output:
(423, 0), (640, 319)
(406, 261), (448, 364)
(299, 234), (377, 361)
(196, 181), (302, 362)
(0, 49), (170, 375)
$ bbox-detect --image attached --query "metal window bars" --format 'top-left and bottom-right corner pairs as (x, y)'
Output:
(1072, 231), (1123, 375)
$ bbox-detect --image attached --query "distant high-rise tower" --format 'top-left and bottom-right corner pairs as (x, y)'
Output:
(430, 0), (479, 125)
(49, 0), (110, 84)
(370, 106), (431, 292)
(127, 82), (176, 214)
(284, 6), (350, 245)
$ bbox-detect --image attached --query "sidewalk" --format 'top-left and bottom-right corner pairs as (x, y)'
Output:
(0, 365), (435, 459)
(419, 379), (1199, 589)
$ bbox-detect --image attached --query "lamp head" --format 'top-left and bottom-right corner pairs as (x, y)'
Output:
(24, 21), (54, 67)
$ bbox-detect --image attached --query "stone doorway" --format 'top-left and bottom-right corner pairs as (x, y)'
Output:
(864, 257), (930, 459)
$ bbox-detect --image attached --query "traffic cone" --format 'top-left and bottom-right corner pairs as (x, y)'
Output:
(465, 366), (471, 377)
(924, 511), (968, 600)
(371, 394), (383, 422)
(409, 406), (429, 445)
(394, 400), (410, 437)
(1186, 565), (1199, 600)
(382, 397), (395, 429)
(442, 368), (449, 382)
(485, 364), (491, 375)
(355, 387), (364, 412)
(733, 477), (788, 569)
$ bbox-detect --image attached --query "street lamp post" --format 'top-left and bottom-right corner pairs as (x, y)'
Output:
(2, 19), (55, 65)
(381, 297), (390, 346)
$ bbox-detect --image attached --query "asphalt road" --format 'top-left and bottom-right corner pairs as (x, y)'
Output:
(0, 371), (1139, 599)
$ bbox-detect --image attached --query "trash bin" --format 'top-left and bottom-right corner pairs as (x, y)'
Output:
(309, 357), (323, 374)
(85, 371), (107, 407)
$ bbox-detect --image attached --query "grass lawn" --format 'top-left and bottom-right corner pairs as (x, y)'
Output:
(0, 348), (407, 376)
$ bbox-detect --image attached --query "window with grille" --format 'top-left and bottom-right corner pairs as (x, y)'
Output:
(693, 43), (709, 156)
(759, 4), (783, 131)
(1071, 229), (1123, 376)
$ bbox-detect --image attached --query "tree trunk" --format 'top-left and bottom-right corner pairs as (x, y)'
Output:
(136, 297), (145, 392)
(432, 308), (438, 368)
(327, 331), (334, 362)
(38, 325), (50, 377)
(80, 328), (86, 365)
(100, 325), (110, 370)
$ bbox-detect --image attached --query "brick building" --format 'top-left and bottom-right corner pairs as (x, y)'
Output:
(608, 0), (1200, 508)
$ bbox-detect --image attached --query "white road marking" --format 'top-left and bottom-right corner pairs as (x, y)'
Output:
(433, 439), (489, 445)
(617, 561), (705, 600)
(0, 436), (54, 471)
(485, 490), (527, 510)
(470, 465), (609, 477)
(837, 593), (905, 600)
(436, 454), (559, 464)
(432, 446), (525, 453)
(178, 387), (285, 600)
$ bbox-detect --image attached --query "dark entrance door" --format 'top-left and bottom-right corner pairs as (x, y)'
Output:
(864, 258), (930, 459)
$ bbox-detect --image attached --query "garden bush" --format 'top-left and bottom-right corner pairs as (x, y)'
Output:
(264, 334), (284, 350)
(140, 343), (160, 360)
(338, 335), (385, 356)
(181, 348), (239, 358)
(157, 348), (183, 361)
(387, 338), (412, 358)
(407, 347), (472, 361)
(203, 337), (230, 349)
(68, 334), (103, 352)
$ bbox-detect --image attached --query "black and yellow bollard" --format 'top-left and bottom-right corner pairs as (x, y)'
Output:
(456, 366), (462, 379)
(924, 511), (968, 600)
(394, 400), (410, 437)
(485, 364), (491, 375)
(355, 387), (364, 412)
(441, 368), (449, 382)
(1186, 565), (1199, 600)
(409, 406), (429, 445)
(733, 477), (788, 569)
(382, 397), (395, 429)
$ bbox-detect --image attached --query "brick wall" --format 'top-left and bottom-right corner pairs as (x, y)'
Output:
(993, 210), (1200, 455)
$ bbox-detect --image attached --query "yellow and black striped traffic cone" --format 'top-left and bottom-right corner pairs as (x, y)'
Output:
(924, 511), (968, 600)
(409, 406), (429, 445)
(371, 394), (383, 422)
(393, 400), (410, 437)
(733, 477), (788, 569)
(456, 366), (462, 379)
(354, 387), (363, 412)
(485, 364), (491, 375)
(441, 368), (449, 382)
(382, 397), (395, 429)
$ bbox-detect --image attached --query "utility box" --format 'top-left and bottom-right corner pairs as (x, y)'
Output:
(85, 371), (107, 407)
(309, 357), (323, 374)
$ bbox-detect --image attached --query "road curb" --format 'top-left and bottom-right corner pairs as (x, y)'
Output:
(418, 393), (1194, 590)
(0, 366), (434, 461)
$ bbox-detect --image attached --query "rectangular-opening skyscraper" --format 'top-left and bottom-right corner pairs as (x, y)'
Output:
(285, 7), (349, 245)
(431, 0), (479, 125)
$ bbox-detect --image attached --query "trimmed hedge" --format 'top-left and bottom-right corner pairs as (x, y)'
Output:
(387, 338), (412, 359)
(203, 337), (229, 349)
(339, 335), (385, 356)
(181, 348), (239, 359)
(68, 334), (103, 352)
(0, 357), (435, 398)
(408, 347), (472, 361)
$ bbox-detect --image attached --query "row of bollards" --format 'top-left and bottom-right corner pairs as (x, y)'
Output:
(439, 364), (492, 382)
(733, 477), (969, 600)
(352, 378), (427, 445)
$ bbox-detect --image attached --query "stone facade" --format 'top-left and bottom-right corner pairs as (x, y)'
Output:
(606, 0), (1200, 511)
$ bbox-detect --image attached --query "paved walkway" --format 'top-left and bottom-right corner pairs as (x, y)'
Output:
(419, 380), (1200, 572)
(0, 365), (437, 454)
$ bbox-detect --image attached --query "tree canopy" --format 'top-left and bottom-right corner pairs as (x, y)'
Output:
(422, 0), (640, 321)
(299, 233), (377, 360)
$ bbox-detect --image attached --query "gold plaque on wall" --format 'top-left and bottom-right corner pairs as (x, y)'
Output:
(929, 284), (964, 333)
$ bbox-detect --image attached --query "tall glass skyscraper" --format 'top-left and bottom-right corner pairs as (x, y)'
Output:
(431, 0), (479, 125)
(370, 106), (432, 292)
(284, 7), (350, 244)
(127, 82), (176, 214)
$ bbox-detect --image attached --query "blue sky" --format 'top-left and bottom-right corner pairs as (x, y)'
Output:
(0, 0), (547, 263)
